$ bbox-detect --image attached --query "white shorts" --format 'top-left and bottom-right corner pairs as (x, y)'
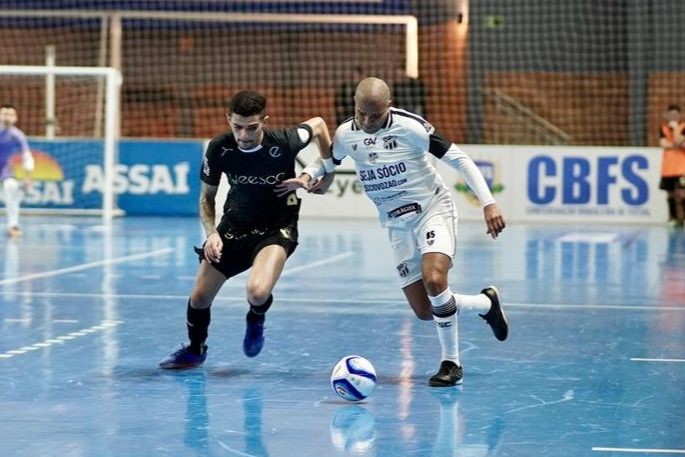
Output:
(387, 192), (458, 288)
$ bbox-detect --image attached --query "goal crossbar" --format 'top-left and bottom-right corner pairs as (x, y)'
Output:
(0, 10), (418, 78)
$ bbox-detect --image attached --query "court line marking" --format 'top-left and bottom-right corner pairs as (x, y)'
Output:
(630, 358), (685, 363)
(0, 248), (174, 286)
(280, 251), (353, 276)
(0, 320), (123, 360)
(216, 439), (257, 457)
(592, 447), (685, 454)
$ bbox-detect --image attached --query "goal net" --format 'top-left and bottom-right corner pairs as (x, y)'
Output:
(0, 65), (121, 220)
(0, 1), (683, 149)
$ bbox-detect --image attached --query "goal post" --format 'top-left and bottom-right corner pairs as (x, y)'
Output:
(0, 64), (122, 221)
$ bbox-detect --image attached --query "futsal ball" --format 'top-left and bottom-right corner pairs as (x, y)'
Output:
(330, 355), (377, 401)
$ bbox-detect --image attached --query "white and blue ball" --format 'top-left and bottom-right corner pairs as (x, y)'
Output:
(330, 355), (377, 401)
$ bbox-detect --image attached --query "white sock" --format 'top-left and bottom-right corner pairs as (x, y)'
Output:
(3, 178), (21, 229)
(429, 288), (460, 365)
(452, 291), (491, 312)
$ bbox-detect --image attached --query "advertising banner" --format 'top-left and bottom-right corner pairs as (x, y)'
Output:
(12, 140), (668, 223)
(438, 145), (667, 224)
(12, 139), (203, 216)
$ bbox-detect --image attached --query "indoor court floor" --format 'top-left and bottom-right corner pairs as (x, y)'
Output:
(0, 216), (683, 457)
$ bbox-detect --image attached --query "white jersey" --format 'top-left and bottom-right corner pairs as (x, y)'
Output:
(331, 108), (494, 227)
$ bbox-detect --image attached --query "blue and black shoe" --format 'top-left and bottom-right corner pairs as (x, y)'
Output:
(159, 344), (207, 369)
(243, 311), (265, 358)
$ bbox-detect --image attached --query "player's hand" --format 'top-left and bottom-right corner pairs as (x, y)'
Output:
(204, 232), (223, 263)
(308, 172), (335, 194)
(483, 203), (506, 239)
(274, 175), (310, 197)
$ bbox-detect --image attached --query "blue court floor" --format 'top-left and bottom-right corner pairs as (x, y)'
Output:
(0, 216), (683, 457)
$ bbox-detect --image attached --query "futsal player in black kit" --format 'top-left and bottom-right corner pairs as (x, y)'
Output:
(160, 90), (332, 368)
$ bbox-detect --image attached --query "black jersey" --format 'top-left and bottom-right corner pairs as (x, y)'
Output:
(202, 125), (313, 231)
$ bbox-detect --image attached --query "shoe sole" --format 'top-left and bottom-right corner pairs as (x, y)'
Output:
(429, 378), (463, 387)
(243, 342), (264, 358)
(159, 362), (205, 370)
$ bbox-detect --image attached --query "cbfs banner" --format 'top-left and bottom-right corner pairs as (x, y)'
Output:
(15, 139), (203, 216)
(437, 145), (668, 224)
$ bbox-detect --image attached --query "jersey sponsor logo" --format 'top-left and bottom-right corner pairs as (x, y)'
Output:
(387, 202), (422, 219)
(382, 135), (398, 150)
(352, 144), (358, 151)
(396, 262), (409, 278)
(371, 190), (408, 204)
(368, 152), (379, 164)
(364, 178), (407, 193)
(358, 162), (407, 182)
(202, 156), (210, 177)
(227, 172), (286, 186)
(269, 146), (282, 158)
(363, 138), (377, 146)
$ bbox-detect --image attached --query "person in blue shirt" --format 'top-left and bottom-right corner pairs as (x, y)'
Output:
(0, 105), (34, 237)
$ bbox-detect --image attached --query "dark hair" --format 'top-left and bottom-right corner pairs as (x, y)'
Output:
(0, 104), (16, 110)
(228, 91), (267, 117)
(667, 104), (681, 112)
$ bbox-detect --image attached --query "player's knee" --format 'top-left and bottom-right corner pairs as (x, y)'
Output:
(422, 272), (448, 296)
(246, 282), (271, 306)
(189, 290), (213, 309)
(407, 299), (433, 320)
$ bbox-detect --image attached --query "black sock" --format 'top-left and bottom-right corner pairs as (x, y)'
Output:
(668, 197), (676, 221)
(248, 295), (273, 321)
(187, 300), (210, 353)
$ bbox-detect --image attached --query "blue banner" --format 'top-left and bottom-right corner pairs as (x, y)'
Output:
(20, 139), (203, 216)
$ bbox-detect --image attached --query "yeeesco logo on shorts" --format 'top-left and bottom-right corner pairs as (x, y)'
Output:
(453, 160), (504, 206)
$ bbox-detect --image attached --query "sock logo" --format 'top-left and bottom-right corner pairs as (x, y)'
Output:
(435, 321), (452, 328)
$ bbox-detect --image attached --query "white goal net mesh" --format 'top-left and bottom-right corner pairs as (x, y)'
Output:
(0, 1), (683, 148)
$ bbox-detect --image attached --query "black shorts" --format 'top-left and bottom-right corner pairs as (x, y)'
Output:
(195, 221), (299, 279)
(659, 176), (685, 191)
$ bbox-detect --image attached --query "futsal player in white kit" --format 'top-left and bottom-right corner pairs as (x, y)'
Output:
(282, 77), (508, 386)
